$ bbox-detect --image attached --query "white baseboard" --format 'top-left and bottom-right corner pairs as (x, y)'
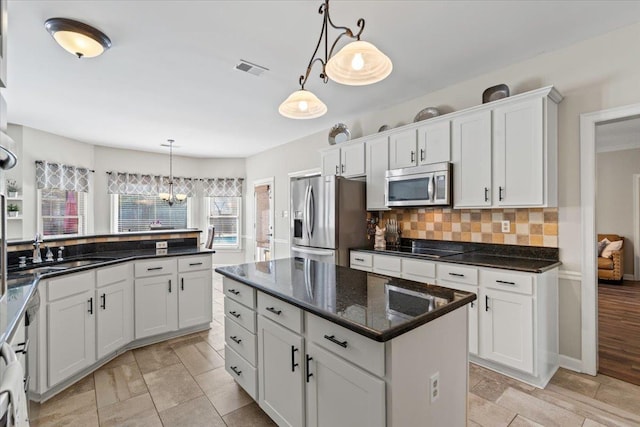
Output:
(623, 273), (635, 281)
(558, 270), (582, 282)
(559, 355), (583, 373)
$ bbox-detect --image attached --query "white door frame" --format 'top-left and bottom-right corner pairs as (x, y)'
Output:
(580, 102), (640, 375)
(634, 174), (640, 281)
(253, 177), (275, 262)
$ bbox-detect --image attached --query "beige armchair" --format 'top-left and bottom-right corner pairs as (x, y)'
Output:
(598, 234), (624, 282)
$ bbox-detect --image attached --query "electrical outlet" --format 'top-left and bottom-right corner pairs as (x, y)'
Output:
(501, 220), (510, 233)
(156, 241), (168, 249)
(282, 210), (289, 218)
(429, 372), (440, 403)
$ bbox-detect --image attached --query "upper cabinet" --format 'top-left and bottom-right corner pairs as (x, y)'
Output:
(0, 0), (7, 87)
(389, 129), (417, 169)
(417, 120), (451, 165)
(365, 135), (389, 211)
(321, 141), (365, 178)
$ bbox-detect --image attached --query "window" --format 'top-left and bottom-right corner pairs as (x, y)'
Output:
(207, 196), (241, 248)
(39, 189), (87, 236)
(115, 194), (188, 232)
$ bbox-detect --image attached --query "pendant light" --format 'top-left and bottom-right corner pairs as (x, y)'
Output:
(278, 0), (392, 119)
(44, 18), (112, 58)
(159, 140), (187, 206)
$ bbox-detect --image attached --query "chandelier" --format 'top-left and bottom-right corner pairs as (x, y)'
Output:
(279, 0), (392, 119)
(159, 139), (187, 206)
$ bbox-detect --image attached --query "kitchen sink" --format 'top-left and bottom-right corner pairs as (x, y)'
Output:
(8, 257), (116, 279)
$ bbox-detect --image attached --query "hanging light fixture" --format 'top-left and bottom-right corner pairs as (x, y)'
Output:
(44, 18), (112, 58)
(278, 0), (392, 119)
(159, 140), (187, 206)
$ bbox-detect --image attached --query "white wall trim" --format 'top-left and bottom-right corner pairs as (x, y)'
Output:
(580, 101), (640, 376)
(558, 270), (582, 282)
(253, 177), (275, 262)
(623, 273), (635, 281)
(595, 140), (640, 153)
(558, 355), (583, 373)
(634, 174), (640, 280)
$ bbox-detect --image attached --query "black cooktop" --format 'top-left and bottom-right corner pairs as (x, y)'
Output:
(390, 246), (465, 258)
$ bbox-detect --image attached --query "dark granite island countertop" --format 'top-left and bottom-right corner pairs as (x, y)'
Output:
(215, 257), (476, 342)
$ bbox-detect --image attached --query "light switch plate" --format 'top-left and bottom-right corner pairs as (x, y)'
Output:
(156, 241), (168, 249)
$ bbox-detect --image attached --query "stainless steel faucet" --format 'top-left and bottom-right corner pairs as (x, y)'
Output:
(33, 233), (43, 264)
(57, 246), (65, 261)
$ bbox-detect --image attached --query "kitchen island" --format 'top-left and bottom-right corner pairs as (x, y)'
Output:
(216, 258), (476, 427)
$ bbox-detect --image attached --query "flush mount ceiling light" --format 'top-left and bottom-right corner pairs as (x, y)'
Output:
(159, 140), (187, 206)
(278, 0), (392, 119)
(44, 17), (112, 58)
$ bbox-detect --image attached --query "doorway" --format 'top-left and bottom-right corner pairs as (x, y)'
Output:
(254, 178), (274, 262)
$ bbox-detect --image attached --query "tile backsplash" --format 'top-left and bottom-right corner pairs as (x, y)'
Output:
(379, 207), (558, 248)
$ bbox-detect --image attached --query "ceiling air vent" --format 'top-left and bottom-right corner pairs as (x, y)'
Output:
(235, 59), (269, 77)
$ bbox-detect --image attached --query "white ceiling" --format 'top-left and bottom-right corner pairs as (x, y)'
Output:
(6, 1), (640, 158)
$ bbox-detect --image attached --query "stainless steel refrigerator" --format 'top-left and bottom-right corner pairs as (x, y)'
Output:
(290, 175), (368, 266)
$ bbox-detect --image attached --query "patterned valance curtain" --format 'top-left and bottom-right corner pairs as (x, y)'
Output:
(36, 161), (91, 193)
(108, 172), (196, 197)
(202, 178), (244, 197)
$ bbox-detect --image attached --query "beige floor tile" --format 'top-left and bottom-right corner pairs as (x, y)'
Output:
(497, 387), (585, 427)
(223, 402), (277, 427)
(167, 332), (205, 347)
(471, 378), (510, 402)
(97, 392), (162, 427)
(94, 361), (148, 408)
(195, 366), (253, 416)
(99, 351), (136, 370)
(468, 421), (482, 427)
(200, 328), (225, 352)
(132, 341), (181, 374)
(144, 362), (203, 412)
(31, 389), (97, 422)
(582, 419), (609, 427)
(468, 393), (516, 427)
(508, 415), (544, 426)
(174, 340), (225, 376)
(595, 382), (640, 415)
(159, 395), (226, 427)
(31, 404), (99, 427)
(550, 368), (601, 398)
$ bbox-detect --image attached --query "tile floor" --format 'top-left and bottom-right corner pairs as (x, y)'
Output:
(28, 272), (640, 427)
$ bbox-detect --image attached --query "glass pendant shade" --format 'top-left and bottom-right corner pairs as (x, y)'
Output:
(325, 40), (392, 86)
(278, 89), (328, 119)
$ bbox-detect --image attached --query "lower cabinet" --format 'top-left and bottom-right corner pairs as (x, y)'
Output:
(306, 342), (385, 427)
(178, 270), (213, 328)
(96, 264), (133, 360)
(134, 274), (178, 339)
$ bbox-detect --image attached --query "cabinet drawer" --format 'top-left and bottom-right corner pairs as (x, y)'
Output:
(350, 252), (373, 268)
(97, 263), (132, 288)
(225, 317), (257, 366)
(223, 277), (256, 309)
(134, 258), (177, 278)
(436, 264), (478, 286)
(257, 292), (303, 334)
(225, 298), (256, 334)
(225, 345), (257, 400)
(481, 269), (533, 295)
(373, 255), (401, 274)
(178, 255), (212, 273)
(47, 270), (95, 302)
(306, 312), (385, 377)
(401, 258), (435, 280)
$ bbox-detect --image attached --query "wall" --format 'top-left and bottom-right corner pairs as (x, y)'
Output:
(244, 21), (640, 361)
(596, 148), (640, 276)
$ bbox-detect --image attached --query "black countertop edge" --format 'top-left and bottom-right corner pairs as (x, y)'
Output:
(7, 229), (202, 246)
(1, 280), (40, 345)
(214, 268), (477, 343)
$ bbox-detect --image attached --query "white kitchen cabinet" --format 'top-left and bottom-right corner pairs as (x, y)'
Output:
(96, 277), (133, 360)
(178, 270), (213, 328)
(417, 120), (450, 165)
(452, 110), (492, 208)
(258, 316), (304, 427)
(306, 342), (385, 427)
(134, 274), (178, 339)
(322, 143), (366, 178)
(365, 136), (390, 210)
(322, 147), (341, 177)
(389, 129), (417, 169)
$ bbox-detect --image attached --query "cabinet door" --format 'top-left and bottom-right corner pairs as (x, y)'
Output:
(48, 291), (95, 387)
(493, 97), (544, 206)
(96, 279), (133, 359)
(306, 342), (385, 427)
(134, 274), (178, 339)
(258, 316), (304, 427)
(178, 270), (213, 328)
(365, 136), (390, 210)
(481, 288), (534, 373)
(452, 110), (492, 207)
(340, 142), (365, 177)
(436, 279), (479, 355)
(389, 129), (417, 169)
(322, 148), (341, 176)
(418, 120), (450, 165)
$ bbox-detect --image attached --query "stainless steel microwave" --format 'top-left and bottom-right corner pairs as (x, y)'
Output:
(385, 162), (451, 207)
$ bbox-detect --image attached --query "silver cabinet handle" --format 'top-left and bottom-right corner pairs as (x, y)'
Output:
(420, 148), (425, 162)
(410, 151), (415, 163)
(354, 257), (365, 262)
(496, 280), (516, 285)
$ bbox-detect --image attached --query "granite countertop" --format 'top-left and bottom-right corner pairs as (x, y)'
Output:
(7, 229), (202, 245)
(215, 258), (476, 342)
(0, 247), (214, 345)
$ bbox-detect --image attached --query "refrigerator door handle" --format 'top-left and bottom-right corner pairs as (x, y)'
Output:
(304, 185), (311, 240)
(428, 174), (435, 201)
(308, 186), (315, 237)
(291, 246), (335, 257)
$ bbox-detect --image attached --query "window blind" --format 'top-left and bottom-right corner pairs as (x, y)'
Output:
(208, 196), (240, 246)
(118, 194), (188, 232)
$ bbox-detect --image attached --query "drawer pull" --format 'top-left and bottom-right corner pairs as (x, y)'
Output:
(229, 311), (241, 318)
(88, 297), (93, 315)
(265, 307), (282, 316)
(15, 339), (29, 355)
(100, 293), (106, 310)
(306, 355), (313, 382)
(291, 346), (299, 372)
(354, 257), (365, 262)
(181, 277), (185, 291)
(230, 366), (242, 376)
(449, 272), (465, 277)
(485, 295), (490, 311)
(228, 289), (240, 295)
(324, 334), (348, 348)
(168, 279), (172, 293)
(147, 267), (163, 271)
(189, 262), (204, 266)
(229, 335), (242, 345)
(496, 280), (516, 285)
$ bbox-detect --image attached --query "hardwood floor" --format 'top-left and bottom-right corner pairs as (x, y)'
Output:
(598, 279), (640, 386)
